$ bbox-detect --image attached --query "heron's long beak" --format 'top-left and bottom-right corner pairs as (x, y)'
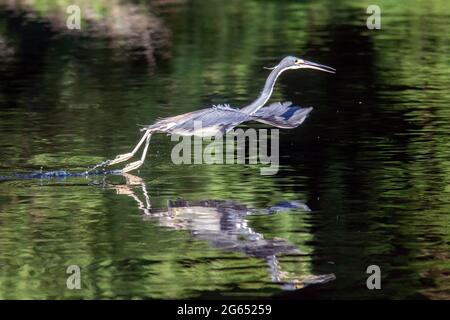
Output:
(301, 60), (336, 74)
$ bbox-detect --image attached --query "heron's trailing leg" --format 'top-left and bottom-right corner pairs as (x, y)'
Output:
(108, 130), (152, 166)
(86, 130), (152, 174)
(122, 133), (152, 173)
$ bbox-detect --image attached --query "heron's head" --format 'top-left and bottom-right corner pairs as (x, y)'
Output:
(274, 56), (336, 74)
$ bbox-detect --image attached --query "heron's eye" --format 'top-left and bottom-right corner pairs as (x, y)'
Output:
(295, 59), (303, 64)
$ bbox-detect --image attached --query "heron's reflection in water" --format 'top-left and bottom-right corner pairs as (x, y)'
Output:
(111, 173), (335, 291)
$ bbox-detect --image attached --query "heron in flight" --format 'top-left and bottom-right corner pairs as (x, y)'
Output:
(92, 56), (335, 173)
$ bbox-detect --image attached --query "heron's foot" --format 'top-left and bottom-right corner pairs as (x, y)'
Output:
(122, 160), (144, 173)
(108, 152), (134, 166)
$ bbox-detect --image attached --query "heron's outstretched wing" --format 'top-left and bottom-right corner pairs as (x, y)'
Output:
(252, 102), (313, 129)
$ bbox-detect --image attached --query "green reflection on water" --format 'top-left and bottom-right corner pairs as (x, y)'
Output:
(0, 0), (449, 299)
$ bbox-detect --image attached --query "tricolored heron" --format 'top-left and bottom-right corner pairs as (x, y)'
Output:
(92, 56), (335, 173)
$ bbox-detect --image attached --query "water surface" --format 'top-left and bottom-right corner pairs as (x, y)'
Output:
(0, 0), (449, 299)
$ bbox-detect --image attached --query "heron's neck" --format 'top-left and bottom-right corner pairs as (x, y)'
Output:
(240, 65), (286, 115)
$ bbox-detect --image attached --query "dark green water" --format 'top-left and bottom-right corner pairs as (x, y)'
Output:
(0, 0), (449, 299)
